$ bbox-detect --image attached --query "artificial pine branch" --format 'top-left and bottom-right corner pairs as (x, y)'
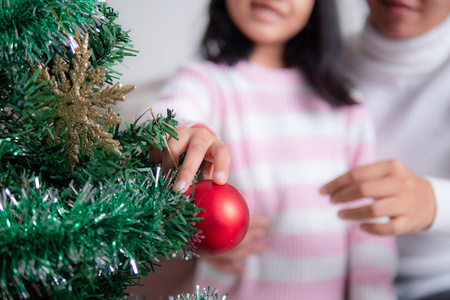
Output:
(0, 0), (107, 71)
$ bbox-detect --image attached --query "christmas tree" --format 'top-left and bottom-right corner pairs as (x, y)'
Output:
(0, 0), (226, 299)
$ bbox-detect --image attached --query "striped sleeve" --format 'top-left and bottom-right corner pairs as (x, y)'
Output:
(345, 104), (398, 300)
(146, 63), (222, 130)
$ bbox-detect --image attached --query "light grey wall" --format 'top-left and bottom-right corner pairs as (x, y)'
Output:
(108, 0), (369, 122)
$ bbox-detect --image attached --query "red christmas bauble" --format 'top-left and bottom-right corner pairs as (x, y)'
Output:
(186, 180), (249, 256)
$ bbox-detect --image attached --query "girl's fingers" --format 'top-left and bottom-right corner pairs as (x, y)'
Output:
(174, 139), (230, 192)
(208, 141), (231, 185)
(203, 240), (266, 274)
(161, 149), (179, 174)
(204, 258), (247, 275)
(246, 215), (271, 235)
(148, 146), (163, 163)
(160, 127), (231, 193)
(321, 161), (393, 195)
(198, 161), (214, 181)
(202, 215), (270, 274)
(162, 131), (186, 173)
(225, 241), (266, 260)
(174, 137), (209, 192)
(338, 197), (402, 220)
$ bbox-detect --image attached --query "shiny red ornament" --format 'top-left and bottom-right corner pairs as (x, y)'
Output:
(186, 180), (250, 256)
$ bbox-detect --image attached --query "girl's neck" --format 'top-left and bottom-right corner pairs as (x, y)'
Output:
(249, 44), (285, 69)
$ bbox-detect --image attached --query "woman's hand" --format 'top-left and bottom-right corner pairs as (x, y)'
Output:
(201, 215), (271, 275)
(320, 160), (436, 236)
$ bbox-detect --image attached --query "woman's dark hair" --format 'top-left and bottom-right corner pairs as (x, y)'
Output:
(200, 0), (356, 107)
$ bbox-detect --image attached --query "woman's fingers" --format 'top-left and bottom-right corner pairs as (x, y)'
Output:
(360, 217), (408, 236)
(323, 160), (437, 235)
(338, 197), (403, 220)
(321, 160), (395, 196)
(329, 177), (402, 203)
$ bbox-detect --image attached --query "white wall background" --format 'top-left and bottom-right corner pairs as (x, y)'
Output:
(107, 0), (369, 122)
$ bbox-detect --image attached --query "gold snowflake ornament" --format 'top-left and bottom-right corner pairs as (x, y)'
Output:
(36, 34), (135, 171)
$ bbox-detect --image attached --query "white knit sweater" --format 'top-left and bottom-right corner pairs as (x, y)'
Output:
(343, 16), (450, 300)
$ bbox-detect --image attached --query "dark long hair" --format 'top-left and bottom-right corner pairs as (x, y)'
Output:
(200, 0), (356, 107)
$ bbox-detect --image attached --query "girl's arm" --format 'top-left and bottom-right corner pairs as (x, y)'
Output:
(148, 63), (230, 192)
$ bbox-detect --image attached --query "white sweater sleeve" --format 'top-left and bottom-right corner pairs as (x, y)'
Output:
(427, 176), (450, 234)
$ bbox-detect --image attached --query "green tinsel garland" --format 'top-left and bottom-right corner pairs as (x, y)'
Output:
(0, 169), (201, 299)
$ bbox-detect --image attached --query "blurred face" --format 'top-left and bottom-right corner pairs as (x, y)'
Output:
(226, 0), (315, 47)
(367, 0), (450, 38)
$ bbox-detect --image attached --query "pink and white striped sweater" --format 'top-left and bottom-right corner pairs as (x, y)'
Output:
(150, 60), (397, 300)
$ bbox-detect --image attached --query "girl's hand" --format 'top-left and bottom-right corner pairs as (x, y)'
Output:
(201, 215), (270, 275)
(320, 160), (436, 236)
(153, 126), (231, 193)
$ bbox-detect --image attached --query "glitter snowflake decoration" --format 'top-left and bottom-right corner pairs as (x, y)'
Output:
(36, 34), (135, 171)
